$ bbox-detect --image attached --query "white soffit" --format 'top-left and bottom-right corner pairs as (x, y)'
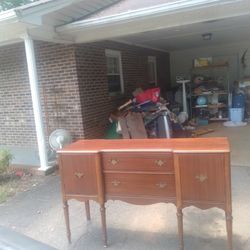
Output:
(116, 14), (250, 51)
(0, 0), (120, 45)
(14, 0), (120, 26)
(57, 0), (250, 44)
(41, 0), (121, 26)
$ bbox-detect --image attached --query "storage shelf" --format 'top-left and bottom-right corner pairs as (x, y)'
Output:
(190, 62), (230, 120)
(191, 91), (228, 97)
(209, 117), (228, 121)
(193, 104), (227, 109)
(193, 105), (208, 108)
(208, 104), (227, 109)
(192, 63), (229, 70)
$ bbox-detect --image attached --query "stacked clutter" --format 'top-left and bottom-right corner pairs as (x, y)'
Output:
(106, 87), (191, 139)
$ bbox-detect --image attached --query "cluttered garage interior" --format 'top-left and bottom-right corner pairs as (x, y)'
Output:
(104, 24), (250, 168)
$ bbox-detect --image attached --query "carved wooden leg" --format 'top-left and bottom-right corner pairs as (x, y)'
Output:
(85, 200), (91, 221)
(225, 212), (233, 250)
(63, 200), (71, 244)
(100, 205), (108, 248)
(177, 208), (184, 250)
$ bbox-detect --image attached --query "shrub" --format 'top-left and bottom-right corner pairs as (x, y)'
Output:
(0, 149), (13, 174)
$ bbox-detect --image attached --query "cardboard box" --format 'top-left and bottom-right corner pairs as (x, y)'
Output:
(194, 57), (212, 67)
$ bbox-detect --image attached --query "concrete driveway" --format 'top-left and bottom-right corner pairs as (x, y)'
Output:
(0, 166), (249, 250)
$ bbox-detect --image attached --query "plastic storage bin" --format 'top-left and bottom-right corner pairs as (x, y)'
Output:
(232, 93), (245, 108)
(229, 108), (244, 122)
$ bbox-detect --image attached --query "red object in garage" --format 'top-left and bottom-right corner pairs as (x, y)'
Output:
(135, 88), (160, 103)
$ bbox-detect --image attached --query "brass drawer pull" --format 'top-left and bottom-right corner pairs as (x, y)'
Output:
(155, 159), (166, 167)
(110, 159), (119, 166)
(156, 182), (167, 189)
(111, 180), (121, 187)
(75, 172), (84, 178)
(196, 174), (208, 183)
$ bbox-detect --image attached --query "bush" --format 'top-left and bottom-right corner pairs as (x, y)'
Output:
(0, 149), (13, 174)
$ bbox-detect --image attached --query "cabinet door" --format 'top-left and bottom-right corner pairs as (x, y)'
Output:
(176, 153), (226, 204)
(59, 154), (98, 196)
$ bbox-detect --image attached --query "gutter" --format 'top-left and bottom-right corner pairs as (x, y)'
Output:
(0, 0), (74, 26)
(0, 9), (19, 24)
(57, 0), (243, 32)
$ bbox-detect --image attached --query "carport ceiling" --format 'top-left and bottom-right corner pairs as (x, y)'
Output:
(115, 14), (250, 51)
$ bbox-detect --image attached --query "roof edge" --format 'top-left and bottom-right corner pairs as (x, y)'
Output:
(0, 0), (79, 26)
(0, 9), (19, 23)
(57, 0), (242, 32)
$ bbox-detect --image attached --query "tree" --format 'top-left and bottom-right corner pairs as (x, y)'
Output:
(0, 0), (36, 11)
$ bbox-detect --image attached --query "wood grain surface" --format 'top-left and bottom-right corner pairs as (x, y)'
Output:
(58, 137), (229, 153)
(58, 137), (232, 250)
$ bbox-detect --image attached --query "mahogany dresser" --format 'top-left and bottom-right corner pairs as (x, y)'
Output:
(58, 138), (232, 250)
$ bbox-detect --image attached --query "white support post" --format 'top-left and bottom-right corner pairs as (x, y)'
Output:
(24, 36), (48, 171)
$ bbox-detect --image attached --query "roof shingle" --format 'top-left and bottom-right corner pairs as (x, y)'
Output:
(87, 0), (180, 19)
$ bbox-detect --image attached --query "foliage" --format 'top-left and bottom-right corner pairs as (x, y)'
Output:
(0, 149), (13, 174)
(0, 0), (36, 11)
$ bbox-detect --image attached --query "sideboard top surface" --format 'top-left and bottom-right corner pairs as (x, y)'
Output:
(58, 137), (230, 154)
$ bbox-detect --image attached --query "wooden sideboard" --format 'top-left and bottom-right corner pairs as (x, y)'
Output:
(58, 138), (232, 250)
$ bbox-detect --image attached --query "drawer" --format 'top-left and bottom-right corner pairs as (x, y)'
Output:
(102, 152), (173, 172)
(59, 154), (98, 196)
(105, 173), (176, 198)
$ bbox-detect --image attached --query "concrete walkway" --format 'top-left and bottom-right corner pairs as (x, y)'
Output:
(202, 123), (250, 167)
(0, 167), (249, 250)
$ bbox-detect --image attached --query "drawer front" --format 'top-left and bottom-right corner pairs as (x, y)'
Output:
(59, 154), (98, 196)
(102, 152), (173, 172)
(105, 173), (176, 198)
(177, 153), (226, 203)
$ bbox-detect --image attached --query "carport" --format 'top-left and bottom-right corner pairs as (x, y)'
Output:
(1, 0), (250, 171)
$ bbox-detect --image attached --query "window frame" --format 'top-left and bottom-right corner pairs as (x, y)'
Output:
(105, 49), (124, 95)
(148, 56), (158, 86)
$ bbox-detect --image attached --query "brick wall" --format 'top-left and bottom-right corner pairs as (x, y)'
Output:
(100, 41), (170, 93)
(0, 43), (36, 146)
(0, 40), (170, 146)
(0, 42), (84, 147)
(75, 44), (113, 138)
(35, 41), (84, 142)
(75, 41), (170, 138)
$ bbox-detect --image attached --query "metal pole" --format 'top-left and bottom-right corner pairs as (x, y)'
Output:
(177, 80), (190, 116)
(24, 36), (48, 171)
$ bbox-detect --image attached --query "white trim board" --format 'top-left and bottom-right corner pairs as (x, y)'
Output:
(105, 49), (124, 94)
(110, 39), (169, 53)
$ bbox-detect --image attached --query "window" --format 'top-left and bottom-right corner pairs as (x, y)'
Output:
(148, 56), (157, 86)
(105, 49), (124, 94)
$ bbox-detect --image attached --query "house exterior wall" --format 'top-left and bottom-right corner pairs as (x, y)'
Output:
(75, 44), (112, 139)
(0, 40), (170, 147)
(0, 42), (84, 147)
(35, 41), (84, 142)
(75, 41), (170, 138)
(0, 43), (36, 146)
